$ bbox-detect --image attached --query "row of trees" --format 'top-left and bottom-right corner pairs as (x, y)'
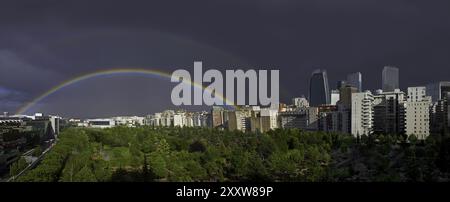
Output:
(16, 126), (450, 182)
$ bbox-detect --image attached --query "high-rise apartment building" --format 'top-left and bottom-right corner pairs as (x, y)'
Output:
(430, 92), (450, 133)
(335, 85), (358, 134)
(351, 91), (374, 136)
(317, 105), (339, 132)
(405, 87), (431, 139)
(373, 89), (406, 135)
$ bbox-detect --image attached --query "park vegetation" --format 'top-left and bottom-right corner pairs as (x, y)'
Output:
(16, 127), (450, 182)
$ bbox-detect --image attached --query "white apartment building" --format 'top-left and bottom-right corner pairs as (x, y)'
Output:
(184, 113), (194, 127)
(235, 110), (251, 131)
(191, 111), (209, 127)
(351, 91), (374, 136)
(113, 116), (145, 127)
(292, 97), (310, 108)
(330, 90), (340, 105)
(173, 113), (185, 127)
(260, 108), (279, 130)
(145, 110), (209, 128)
(147, 113), (163, 126)
(162, 110), (175, 126)
(86, 119), (115, 128)
(405, 87), (432, 140)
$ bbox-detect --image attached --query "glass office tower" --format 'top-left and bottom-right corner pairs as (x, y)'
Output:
(382, 66), (399, 92)
(347, 72), (362, 92)
(309, 69), (330, 106)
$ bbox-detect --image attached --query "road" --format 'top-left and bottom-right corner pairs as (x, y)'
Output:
(5, 141), (56, 182)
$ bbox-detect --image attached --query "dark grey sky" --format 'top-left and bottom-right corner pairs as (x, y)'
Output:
(1, 0), (449, 118)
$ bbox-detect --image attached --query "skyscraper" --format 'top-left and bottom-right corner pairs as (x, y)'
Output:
(426, 81), (450, 102)
(338, 85), (358, 108)
(430, 92), (450, 133)
(336, 85), (358, 134)
(347, 72), (362, 92)
(382, 66), (399, 92)
(309, 69), (330, 106)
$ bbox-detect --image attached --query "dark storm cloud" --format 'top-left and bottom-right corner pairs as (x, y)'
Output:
(0, 86), (27, 112)
(0, 49), (60, 90)
(1, 0), (449, 117)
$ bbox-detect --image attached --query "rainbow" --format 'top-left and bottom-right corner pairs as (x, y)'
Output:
(16, 68), (235, 115)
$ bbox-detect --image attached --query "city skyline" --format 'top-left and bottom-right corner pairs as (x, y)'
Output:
(3, 65), (449, 119)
